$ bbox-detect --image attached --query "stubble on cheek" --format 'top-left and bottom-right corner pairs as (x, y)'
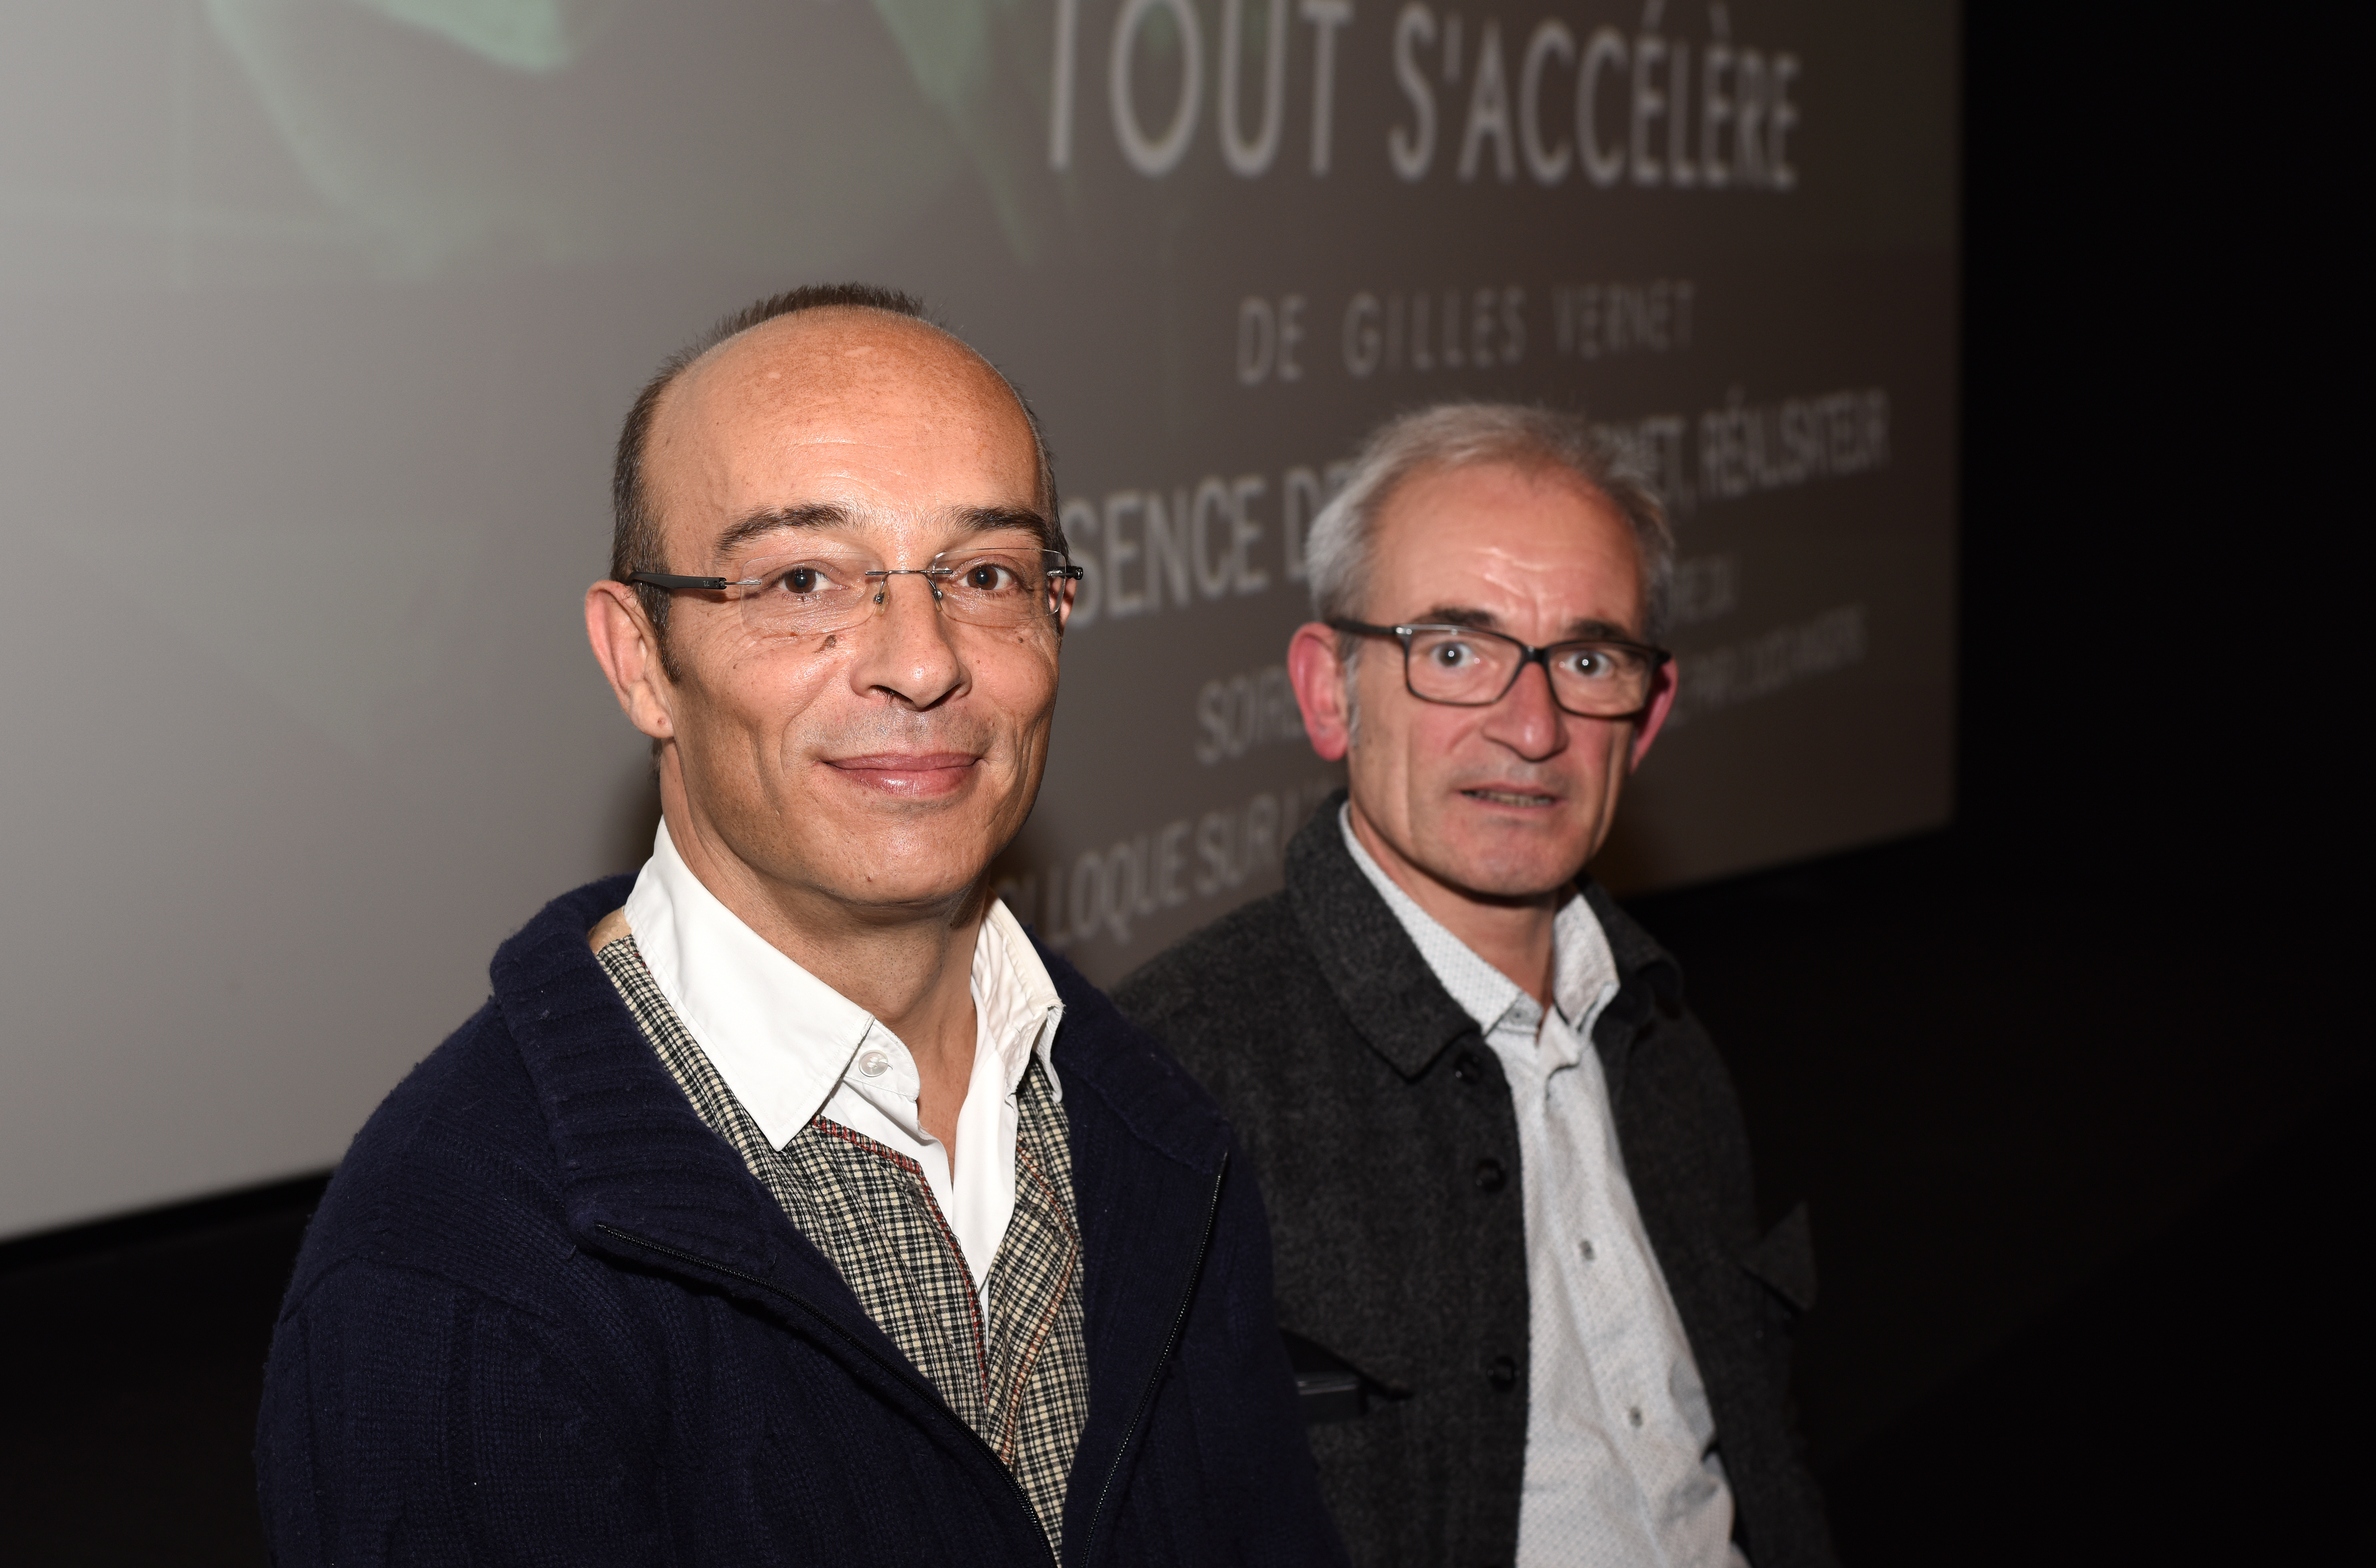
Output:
(659, 645), (833, 873)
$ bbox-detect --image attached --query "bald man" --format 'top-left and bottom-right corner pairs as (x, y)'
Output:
(256, 286), (1341, 1568)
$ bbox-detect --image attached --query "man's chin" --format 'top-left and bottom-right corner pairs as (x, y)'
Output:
(790, 794), (1021, 901)
(1425, 825), (1598, 901)
(804, 860), (995, 920)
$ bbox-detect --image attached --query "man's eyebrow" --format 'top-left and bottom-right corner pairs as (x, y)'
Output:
(1413, 605), (1505, 630)
(713, 503), (1048, 560)
(1411, 608), (1641, 642)
(950, 504), (1054, 538)
(713, 504), (846, 559)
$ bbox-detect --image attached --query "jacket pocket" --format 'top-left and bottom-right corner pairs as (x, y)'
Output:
(1739, 1201), (1817, 1313)
(1281, 1329), (1412, 1425)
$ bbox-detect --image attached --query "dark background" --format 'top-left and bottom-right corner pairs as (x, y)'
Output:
(0, 10), (2354, 1563)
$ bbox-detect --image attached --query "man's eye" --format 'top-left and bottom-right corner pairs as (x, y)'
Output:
(778, 566), (824, 595)
(1560, 647), (1635, 680)
(952, 559), (1023, 592)
(1431, 641), (1474, 667)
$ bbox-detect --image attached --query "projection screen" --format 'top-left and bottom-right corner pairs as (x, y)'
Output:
(0, 0), (1956, 1238)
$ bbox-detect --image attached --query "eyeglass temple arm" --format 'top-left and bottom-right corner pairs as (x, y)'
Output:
(625, 572), (730, 590)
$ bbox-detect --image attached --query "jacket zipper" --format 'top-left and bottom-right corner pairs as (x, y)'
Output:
(1077, 1154), (1229, 1568)
(593, 1222), (1059, 1568)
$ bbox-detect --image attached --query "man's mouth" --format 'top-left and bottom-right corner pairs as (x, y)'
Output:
(1461, 786), (1561, 809)
(824, 752), (982, 796)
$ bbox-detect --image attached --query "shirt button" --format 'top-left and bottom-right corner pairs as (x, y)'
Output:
(1485, 1355), (1518, 1391)
(1579, 1238), (1597, 1261)
(857, 1049), (891, 1079)
(1627, 1406), (1644, 1429)
(1453, 1051), (1485, 1085)
(1473, 1157), (1508, 1193)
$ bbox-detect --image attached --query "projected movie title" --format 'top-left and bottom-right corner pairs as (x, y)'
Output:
(1050, 0), (1799, 188)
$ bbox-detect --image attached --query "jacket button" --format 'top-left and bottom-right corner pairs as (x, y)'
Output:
(1453, 1050), (1484, 1084)
(1474, 1157), (1507, 1193)
(1485, 1355), (1517, 1391)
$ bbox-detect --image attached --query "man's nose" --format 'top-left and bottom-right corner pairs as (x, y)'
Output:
(1481, 657), (1568, 761)
(849, 571), (967, 709)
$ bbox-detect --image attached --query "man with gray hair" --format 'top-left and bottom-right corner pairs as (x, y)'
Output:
(1117, 404), (1836, 1568)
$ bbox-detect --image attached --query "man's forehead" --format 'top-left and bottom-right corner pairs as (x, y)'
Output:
(670, 309), (1020, 438)
(1373, 460), (1643, 613)
(1384, 455), (1608, 515)
(649, 310), (1039, 529)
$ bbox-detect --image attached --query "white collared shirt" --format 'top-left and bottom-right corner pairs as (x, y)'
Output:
(622, 820), (1065, 1295)
(1342, 809), (1747, 1568)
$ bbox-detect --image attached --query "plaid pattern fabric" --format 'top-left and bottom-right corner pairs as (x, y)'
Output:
(596, 933), (1087, 1550)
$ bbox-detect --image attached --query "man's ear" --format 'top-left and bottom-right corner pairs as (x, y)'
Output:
(585, 580), (677, 743)
(1288, 621), (1354, 762)
(1627, 657), (1678, 771)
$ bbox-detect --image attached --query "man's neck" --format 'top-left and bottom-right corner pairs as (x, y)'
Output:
(661, 807), (983, 1084)
(1346, 801), (1559, 1007)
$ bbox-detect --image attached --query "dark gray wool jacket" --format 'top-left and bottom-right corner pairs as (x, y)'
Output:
(1113, 794), (1837, 1568)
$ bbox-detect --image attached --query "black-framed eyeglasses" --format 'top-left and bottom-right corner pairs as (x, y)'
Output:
(630, 545), (1083, 639)
(1327, 618), (1672, 718)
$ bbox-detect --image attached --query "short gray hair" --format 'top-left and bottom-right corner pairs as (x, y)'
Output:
(1304, 403), (1675, 643)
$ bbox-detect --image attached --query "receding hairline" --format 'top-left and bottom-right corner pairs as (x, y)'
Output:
(612, 286), (1070, 673)
(1381, 449), (1628, 516)
(658, 305), (1037, 450)
(1376, 455), (1648, 576)
(636, 306), (1050, 547)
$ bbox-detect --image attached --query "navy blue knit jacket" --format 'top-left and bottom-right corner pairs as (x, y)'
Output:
(256, 876), (1344, 1567)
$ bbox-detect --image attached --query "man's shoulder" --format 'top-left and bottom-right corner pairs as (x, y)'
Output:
(1111, 887), (1314, 1028)
(284, 875), (644, 1314)
(1034, 937), (1238, 1176)
(284, 1000), (569, 1312)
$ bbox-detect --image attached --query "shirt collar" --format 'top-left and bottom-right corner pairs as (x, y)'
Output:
(623, 819), (1062, 1149)
(1550, 896), (1621, 1043)
(1339, 805), (1621, 1066)
(973, 896), (1067, 1106)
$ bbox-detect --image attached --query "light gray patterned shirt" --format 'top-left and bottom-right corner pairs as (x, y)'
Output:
(1342, 807), (1747, 1568)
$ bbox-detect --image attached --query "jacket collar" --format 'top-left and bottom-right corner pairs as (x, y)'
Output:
(1574, 878), (1685, 1106)
(1581, 877), (1685, 1001)
(1284, 790), (1687, 1086)
(1285, 793), (1482, 1080)
(490, 876), (877, 1298)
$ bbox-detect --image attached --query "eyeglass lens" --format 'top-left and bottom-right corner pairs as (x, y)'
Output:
(728, 544), (1068, 638)
(1404, 626), (1655, 715)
